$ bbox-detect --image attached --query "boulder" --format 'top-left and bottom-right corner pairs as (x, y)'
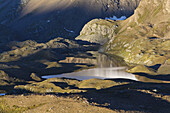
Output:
(30, 73), (42, 81)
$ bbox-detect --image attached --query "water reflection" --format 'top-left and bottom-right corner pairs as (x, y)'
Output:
(96, 53), (127, 67)
(42, 53), (138, 80)
(42, 67), (137, 80)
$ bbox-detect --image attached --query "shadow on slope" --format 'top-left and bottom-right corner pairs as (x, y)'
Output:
(0, 40), (98, 80)
(0, 0), (140, 42)
(80, 81), (170, 112)
(135, 73), (170, 81)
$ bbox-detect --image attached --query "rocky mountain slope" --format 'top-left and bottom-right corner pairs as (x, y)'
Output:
(76, 0), (170, 75)
(0, 0), (140, 42)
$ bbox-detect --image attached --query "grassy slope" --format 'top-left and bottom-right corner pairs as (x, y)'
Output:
(103, 0), (170, 74)
(104, 0), (170, 65)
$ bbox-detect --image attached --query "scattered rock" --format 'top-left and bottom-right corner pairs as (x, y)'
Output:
(30, 73), (42, 81)
(0, 70), (9, 80)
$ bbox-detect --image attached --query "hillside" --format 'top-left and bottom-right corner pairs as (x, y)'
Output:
(105, 0), (170, 75)
(76, 0), (170, 75)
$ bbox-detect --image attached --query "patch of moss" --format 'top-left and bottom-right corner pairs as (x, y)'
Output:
(137, 8), (150, 23)
(89, 32), (95, 35)
(152, 3), (163, 17)
(95, 20), (115, 28)
(128, 22), (137, 28)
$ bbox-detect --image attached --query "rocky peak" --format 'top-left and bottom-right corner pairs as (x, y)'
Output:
(119, 0), (170, 39)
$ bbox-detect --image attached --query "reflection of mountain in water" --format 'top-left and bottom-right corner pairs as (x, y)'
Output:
(96, 54), (127, 67)
(42, 54), (137, 81)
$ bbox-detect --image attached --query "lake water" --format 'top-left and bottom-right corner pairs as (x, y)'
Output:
(42, 67), (137, 80)
(0, 93), (6, 96)
(42, 53), (138, 81)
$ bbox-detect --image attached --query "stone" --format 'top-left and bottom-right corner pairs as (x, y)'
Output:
(0, 70), (9, 80)
(30, 73), (42, 81)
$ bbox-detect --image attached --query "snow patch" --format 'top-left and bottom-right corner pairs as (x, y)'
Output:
(64, 28), (75, 33)
(105, 16), (127, 21)
(47, 20), (51, 23)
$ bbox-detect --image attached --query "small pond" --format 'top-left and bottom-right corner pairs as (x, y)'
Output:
(42, 67), (137, 80)
(42, 53), (138, 81)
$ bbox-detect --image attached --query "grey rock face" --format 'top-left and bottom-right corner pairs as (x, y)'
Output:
(76, 19), (117, 45)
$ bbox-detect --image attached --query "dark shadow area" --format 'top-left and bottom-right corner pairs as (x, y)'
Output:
(0, 40), (99, 81)
(0, 0), (141, 42)
(9, 88), (34, 95)
(148, 37), (159, 39)
(0, 81), (30, 94)
(0, 25), (20, 43)
(78, 81), (170, 112)
(146, 64), (161, 71)
(51, 82), (79, 89)
(134, 73), (170, 81)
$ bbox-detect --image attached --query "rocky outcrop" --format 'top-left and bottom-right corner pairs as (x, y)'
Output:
(14, 78), (128, 93)
(30, 73), (42, 81)
(0, 0), (140, 42)
(0, 36), (100, 80)
(0, 70), (9, 80)
(76, 19), (116, 45)
(0, 37), (80, 62)
(59, 57), (97, 64)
